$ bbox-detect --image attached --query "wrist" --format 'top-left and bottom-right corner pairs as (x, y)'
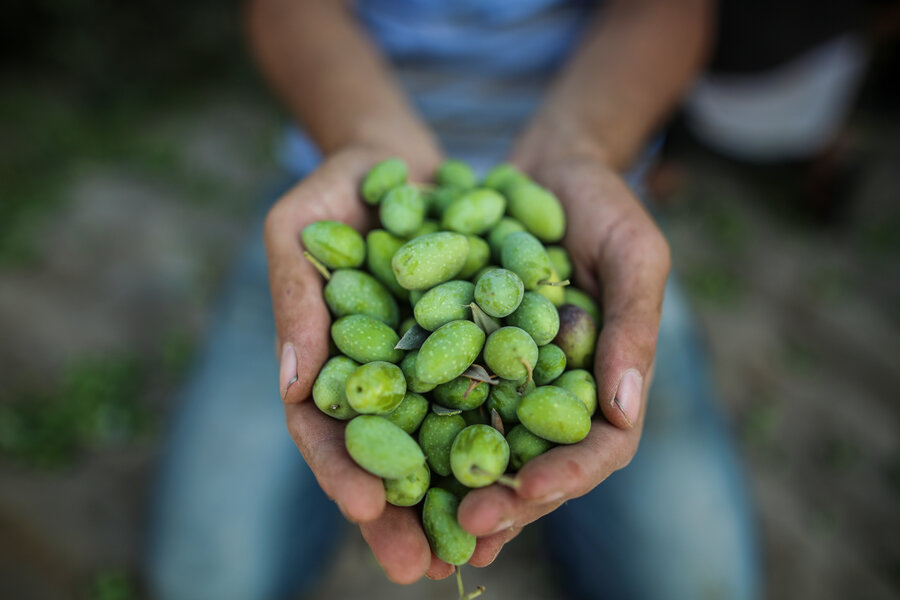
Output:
(511, 107), (632, 176)
(342, 117), (443, 181)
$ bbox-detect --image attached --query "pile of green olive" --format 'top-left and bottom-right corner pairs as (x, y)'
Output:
(303, 157), (601, 572)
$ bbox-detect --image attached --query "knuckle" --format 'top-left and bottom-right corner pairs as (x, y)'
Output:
(634, 217), (670, 266)
(563, 457), (585, 483)
(615, 436), (641, 471)
(651, 227), (672, 274)
(285, 420), (306, 454)
(263, 198), (291, 239)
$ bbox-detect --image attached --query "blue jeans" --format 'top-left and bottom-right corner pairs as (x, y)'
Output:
(145, 212), (760, 600)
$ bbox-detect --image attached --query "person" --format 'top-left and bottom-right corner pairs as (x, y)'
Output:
(146, 1), (760, 598)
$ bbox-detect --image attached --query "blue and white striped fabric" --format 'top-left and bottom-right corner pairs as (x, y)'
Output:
(281, 0), (598, 175)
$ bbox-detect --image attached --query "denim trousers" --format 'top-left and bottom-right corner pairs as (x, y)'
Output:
(145, 198), (761, 600)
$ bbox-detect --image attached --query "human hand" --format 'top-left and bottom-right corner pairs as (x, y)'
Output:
(451, 153), (671, 567)
(267, 144), (450, 584)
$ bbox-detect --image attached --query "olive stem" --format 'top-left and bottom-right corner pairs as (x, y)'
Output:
(303, 251), (332, 280)
(518, 358), (534, 391)
(469, 465), (518, 491)
(537, 278), (570, 287)
(456, 567), (485, 600)
(497, 474), (521, 490)
(462, 378), (482, 399)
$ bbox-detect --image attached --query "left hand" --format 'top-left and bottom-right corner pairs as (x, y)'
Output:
(441, 154), (671, 571)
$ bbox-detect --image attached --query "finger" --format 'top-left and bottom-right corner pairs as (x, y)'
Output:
(265, 155), (376, 402)
(533, 162), (668, 429)
(592, 207), (670, 429)
(265, 202), (338, 402)
(284, 402), (385, 522)
(469, 526), (522, 567)
(425, 553), (456, 580)
(457, 485), (561, 537)
(360, 504), (432, 585)
(458, 422), (640, 533)
(515, 420), (639, 502)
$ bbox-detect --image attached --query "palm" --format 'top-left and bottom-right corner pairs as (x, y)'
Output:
(269, 148), (453, 582)
(453, 158), (669, 559)
(271, 153), (668, 582)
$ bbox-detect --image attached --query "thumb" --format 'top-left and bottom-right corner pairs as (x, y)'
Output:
(593, 215), (670, 429)
(265, 202), (332, 404)
(594, 315), (658, 430)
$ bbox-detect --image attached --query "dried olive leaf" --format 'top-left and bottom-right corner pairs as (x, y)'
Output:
(431, 404), (463, 416)
(462, 364), (499, 385)
(395, 324), (430, 350)
(469, 303), (500, 335)
(490, 408), (505, 435)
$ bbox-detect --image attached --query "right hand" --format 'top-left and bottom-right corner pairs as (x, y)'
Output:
(265, 144), (452, 583)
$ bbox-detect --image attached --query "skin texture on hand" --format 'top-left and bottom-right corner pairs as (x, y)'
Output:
(452, 157), (671, 568)
(257, 0), (696, 580)
(266, 145), (669, 581)
(446, 0), (701, 566)
(268, 145), (445, 584)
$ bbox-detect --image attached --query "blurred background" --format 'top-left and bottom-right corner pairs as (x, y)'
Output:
(0, 1), (898, 599)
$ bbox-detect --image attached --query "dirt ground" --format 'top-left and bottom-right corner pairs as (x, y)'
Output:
(0, 87), (897, 600)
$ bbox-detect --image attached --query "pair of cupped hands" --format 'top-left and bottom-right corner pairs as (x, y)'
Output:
(266, 139), (670, 583)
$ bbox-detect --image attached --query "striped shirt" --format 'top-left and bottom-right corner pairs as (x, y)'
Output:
(282, 0), (597, 175)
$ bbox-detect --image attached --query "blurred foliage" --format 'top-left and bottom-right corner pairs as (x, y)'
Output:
(160, 329), (197, 381)
(0, 91), (178, 265)
(741, 400), (780, 448)
(1, 0), (249, 102)
(683, 264), (745, 306)
(856, 219), (900, 262)
(702, 201), (749, 254)
(807, 265), (852, 303)
(886, 456), (900, 499)
(821, 436), (861, 472)
(783, 339), (820, 373)
(89, 569), (137, 600)
(0, 326), (197, 468)
(809, 506), (839, 537)
(0, 356), (151, 468)
(0, 83), (273, 264)
(0, 0), (256, 469)
(0, 0), (262, 266)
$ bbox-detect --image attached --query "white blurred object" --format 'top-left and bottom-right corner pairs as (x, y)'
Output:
(686, 34), (868, 161)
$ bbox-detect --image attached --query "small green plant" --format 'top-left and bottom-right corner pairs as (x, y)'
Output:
(0, 356), (150, 468)
(89, 569), (137, 600)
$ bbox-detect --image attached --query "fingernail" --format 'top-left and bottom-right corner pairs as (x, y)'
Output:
(280, 343), (298, 400)
(488, 518), (513, 535)
(613, 369), (642, 428)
